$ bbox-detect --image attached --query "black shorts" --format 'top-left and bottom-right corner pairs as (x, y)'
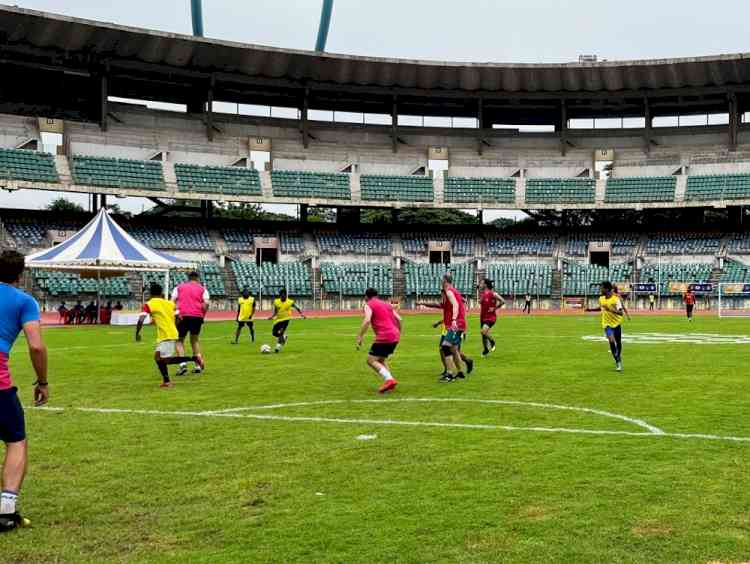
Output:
(0, 388), (26, 444)
(272, 320), (290, 337)
(178, 316), (204, 338)
(686, 304), (694, 314)
(369, 342), (398, 358)
(237, 320), (254, 328)
(481, 320), (496, 329)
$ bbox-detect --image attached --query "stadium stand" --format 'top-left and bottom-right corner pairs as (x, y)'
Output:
(639, 263), (713, 294)
(725, 233), (750, 254)
(0, 148), (58, 183)
(565, 233), (639, 257)
(321, 263), (393, 296)
(485, 234), (555, 256)
(279, 231), (305, 254)
(720, 258), (750, 283)
(604, 176), (676, 203)
(71, 156), (164, 190)
(317, 232), (392, 255)
(444, 177), (515, 204)
(198, 262), (226, 297)
(360, 175), (434, 202)
(35, 271), (130, 297)
(686, 174), (750, 202)
(271, 170), (351, 199)
(175, 164), (261, 195)
(525, 178), (595, 205)
(561, 262), (633, 295)
(231, 261), (311, 296)
(4, 218), (82, 248)
(645, 233), (721, 255)
(405, 263), (475, 296)
(485, 263), (553, 295)
(400, 232), (475, 256)
(129, 225), (213, 251)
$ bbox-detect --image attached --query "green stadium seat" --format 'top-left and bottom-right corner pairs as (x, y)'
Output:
(71, 155), (164, 190)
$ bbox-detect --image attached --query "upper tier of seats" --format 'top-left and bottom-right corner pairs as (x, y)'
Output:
(686, 174), (750, 202)
(0, 148), (58, 183)
(317, 233), (392, 255)
(400, 233), (475, 256)
(321, 263), (393, 296)
(175, 164), (261, 195)
(71, 156), (164, 191)
(405, 263), (475, 296)
(725, 233), (750, 254)
(605, 177), (676, 203)
(35, 271), (130, 297)
(444, 177), (515, 204)
(272, 170), (351, 199)
(485, 263), (552, 295)
(645, 233), (721, 255)
(231, 261), (311, 296)
(720, 259), (750, 283)
(4, 218), (82, 247)
(525, 178), (595, 205)
(485, 235), (555, 256)
(562, 262), (633, 295)
(565, 233), (639, 257)
(129, 225), (213, 251)
(360, 175), (434, 202)
(639, 263), (713, 295)
(280, 232), (305, 254)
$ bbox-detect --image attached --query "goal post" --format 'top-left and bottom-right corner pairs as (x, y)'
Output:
(718, 283), (750, 318)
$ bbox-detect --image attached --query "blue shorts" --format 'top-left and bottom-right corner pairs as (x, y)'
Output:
(604, 325), (622, 339)
(0, 387), (26, 444)
(441, 330), (464, 347)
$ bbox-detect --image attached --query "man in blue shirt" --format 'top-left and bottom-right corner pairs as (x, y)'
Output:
(0, 250), (49, 533)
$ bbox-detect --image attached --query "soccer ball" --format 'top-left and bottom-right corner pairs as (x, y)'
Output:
(260, 344), (272, 354)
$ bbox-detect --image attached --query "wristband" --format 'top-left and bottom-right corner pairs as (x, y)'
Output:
(33, 381), (48, 387)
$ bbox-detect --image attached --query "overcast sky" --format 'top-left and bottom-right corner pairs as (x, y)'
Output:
(3, 0), (750, 217)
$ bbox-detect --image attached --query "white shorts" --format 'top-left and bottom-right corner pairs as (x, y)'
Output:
(156, 340), (177, 358)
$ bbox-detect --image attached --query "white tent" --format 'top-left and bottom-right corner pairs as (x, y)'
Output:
(26, 209), (194, 310)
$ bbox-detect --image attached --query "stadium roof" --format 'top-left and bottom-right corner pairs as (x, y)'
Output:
(0, 4), (749, 123)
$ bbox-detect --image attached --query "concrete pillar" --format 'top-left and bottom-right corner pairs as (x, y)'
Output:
(300, 204), (309, 222)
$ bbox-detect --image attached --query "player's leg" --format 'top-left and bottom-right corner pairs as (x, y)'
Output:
(367, 344), (398, 392)
(0, 388), (28, 531)
(480, 323), (490, 355)
(154, 350), (172, 387)
(485, 322), (496, 353)
(176, 320), (189, 375)
(440, 335), (458, 382)
(605, 328), (619, 364)
(248, 321), (255, 342)
(189, 320), (204, 372)
(233, 322), (242, 344)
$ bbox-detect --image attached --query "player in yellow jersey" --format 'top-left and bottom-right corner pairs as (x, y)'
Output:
(136, 283), (204, 388)
(585, 281), (624, 372)
(267, 288), (306, 353)
(232, 288), (256, 344)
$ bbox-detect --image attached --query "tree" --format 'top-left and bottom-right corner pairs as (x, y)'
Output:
(47, 197), (84, 214)
(361, 208), (480, 225)
(307, 207), (336, 223)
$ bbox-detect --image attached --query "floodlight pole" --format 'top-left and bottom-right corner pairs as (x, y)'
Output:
(315, 0), (334, 52)
(190, 0), (204, 37)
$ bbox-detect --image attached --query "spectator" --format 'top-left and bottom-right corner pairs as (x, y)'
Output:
(100, 301), (112, 325)
(72, 301), (85, 325)
(84, 301), (97, 325)
(57, 302), (68, 324)
(113, 301), (124, 311)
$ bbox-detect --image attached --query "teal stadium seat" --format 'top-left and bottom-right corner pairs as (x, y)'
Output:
(686, 174), (750, 202)
(605, 177), (676, 203)
(175, 164), (261, 196)
(360, 174), (434, 203)
(272, 170), (351, 200)
(71, 156), (164, 191)
(485, 263), (552, 295)
(525, 178), (595, 205)
(405, 263), (475, 296)
(321, 263), (393, 296)
(0, 148), (59, 184)
(444, 177), (515, 204)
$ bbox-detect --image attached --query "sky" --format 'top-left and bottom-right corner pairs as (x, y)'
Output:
(3, 0), (750, 219)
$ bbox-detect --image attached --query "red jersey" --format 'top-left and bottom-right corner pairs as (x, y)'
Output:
(442, 286), (467, 331)
(480, 290), (498, 322)
(368, 298), (400, 343)
(684, 292), (696, 306)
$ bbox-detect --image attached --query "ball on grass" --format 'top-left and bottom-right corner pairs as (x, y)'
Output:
(260, 344), (272, 354)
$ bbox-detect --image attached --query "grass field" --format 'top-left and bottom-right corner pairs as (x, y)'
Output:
(2, 312), (750, 563)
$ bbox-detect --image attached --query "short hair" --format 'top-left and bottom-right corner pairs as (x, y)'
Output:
(242, 287), (251, 294)
(188, 271), (200, 280)
(279, 288), (287, 295)
(0, 250), (25, 284)
(365, 288), (378, 299)
(149, 283), (163, 296)
(601, 281), (613, 291)
(484, 278), (493, 290)
(442, 272), (453, 285)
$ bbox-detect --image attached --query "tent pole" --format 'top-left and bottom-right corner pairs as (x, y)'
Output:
(165, 270), (171, 299)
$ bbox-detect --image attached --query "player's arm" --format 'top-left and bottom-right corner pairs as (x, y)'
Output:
(135, 305), (150, 342)
(620, 298), (632, 320)
(203, 289), (211, 314)
(236, 302), (241, 319)
(293, 303), (306, 319)
(494, 292), (505, 308)
(356, 305), (373, 348)
(393, 311), (403, 332)
(447, 291), (459, 330)
(432, 318), (443, 329)
(267, 304), (278, 321)
(22, 320), (48, 406)
(250, 300), (256, 319)
(417, 301), (442, 309)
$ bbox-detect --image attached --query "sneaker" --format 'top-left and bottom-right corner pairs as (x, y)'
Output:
(455, 372), (466, 380)
(490, 344), (496, 353)
(616, 361), (623, 372)
(193, 355), (205, 374)
(176, 365), (188, 376)
(283, 335), (289, 345)
(0, 512), (27, 533)
(465, 358), (474, 374)
(378, 378), (398, 394)
(159, 381), (174, 389)
(481, 350), (489, 358)
(439, 373), (455, 383)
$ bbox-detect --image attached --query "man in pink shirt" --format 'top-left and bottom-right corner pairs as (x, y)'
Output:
(171, 271), (210, 375)
(356, 288), (401, 394)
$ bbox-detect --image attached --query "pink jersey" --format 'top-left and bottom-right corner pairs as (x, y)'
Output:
(172, 281), (209, 318)
(368, 298), (400, 343)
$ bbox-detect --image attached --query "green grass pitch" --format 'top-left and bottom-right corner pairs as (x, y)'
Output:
(2, 313), (750, 563)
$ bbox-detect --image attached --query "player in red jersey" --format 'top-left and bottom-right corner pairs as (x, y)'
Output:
(479, 279), (505, 357)
(356, 288), (402, 393)
(439, 273), (472, 383)
(683, 288), (696, 321)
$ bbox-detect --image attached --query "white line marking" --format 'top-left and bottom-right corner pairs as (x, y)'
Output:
(583, 332), (750, 345)
(207, 398), (665, 435)
(28, 405), (750, 443)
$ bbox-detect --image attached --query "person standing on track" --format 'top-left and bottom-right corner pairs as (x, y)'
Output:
(479, 279), (505, 357)
(356, 288), (401, 393)
(268, 288), (305, 353)
(0, 250), (49, 533)
(683, 287), (696, 322)
(585, 281), (624, 372)
(172, 271), (209, 375)
(648, 292), (656, 311)
(233, 288), (256, 344)
(523, 293), (532, 315)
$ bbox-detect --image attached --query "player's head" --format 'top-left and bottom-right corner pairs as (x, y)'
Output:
(442, 272), (453, 289)
(279, 288), (287, 300)
(482, 278), (493, 291)
(601, 281), (614, 297)
(0, 250), (25, 285)
(188, 271), (200, 281)
(149, 283), (163, 297)
(242, 287), (251, 298)
(365, 288), (378, 302)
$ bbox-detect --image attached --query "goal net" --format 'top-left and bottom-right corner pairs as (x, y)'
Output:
(718, 283), (750, 317)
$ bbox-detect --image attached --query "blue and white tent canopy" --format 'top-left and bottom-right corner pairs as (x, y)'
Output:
(25, 208), (192, 271)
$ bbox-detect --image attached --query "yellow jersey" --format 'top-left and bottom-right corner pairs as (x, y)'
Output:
(599, 294), (624, 329)
(143, 297), (178, 343)
(273, 298), (295, 324)
(237, 296), (255, 321)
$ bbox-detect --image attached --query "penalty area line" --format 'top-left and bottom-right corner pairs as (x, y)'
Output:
(28, 405), (750, 444)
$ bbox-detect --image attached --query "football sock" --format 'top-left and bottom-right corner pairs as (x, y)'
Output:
(156, 361), (169, 382)
(250, 326), (255, 342)
(0, 491), (17, 514)
(608, 340), (618, 360)
(377, 367), (393, 381)
(489, 337), (496, 348)
(166, 356), (197, 365)
(481, 335), (488, 354)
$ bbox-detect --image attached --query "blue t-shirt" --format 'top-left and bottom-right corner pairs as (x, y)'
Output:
(0, 283), (40, 355)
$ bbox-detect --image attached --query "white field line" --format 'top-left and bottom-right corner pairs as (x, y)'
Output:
(28, 404), (750, 443)
(206, 398), (665, 435)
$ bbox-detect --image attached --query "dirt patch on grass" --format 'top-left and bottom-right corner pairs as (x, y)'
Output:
(631, 523), (674, 538)
(517, 505), (554, 522)
(465, 531), (515, 552)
